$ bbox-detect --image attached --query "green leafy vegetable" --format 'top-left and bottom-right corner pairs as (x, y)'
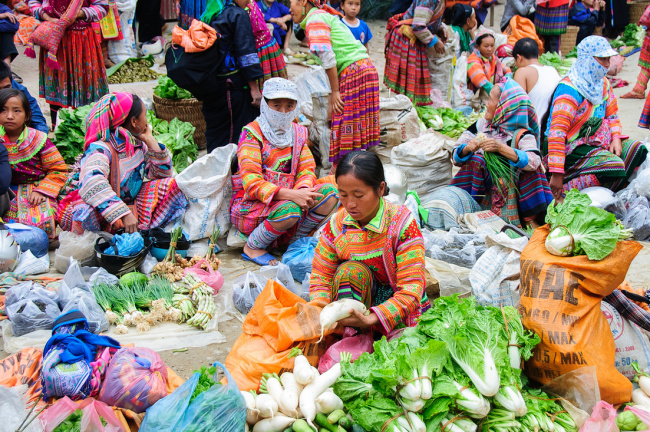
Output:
(416, 106), (481, 139)
(539, 52), (575, 75)
(52, 409), (108, 432)
(154, 75), (194, 100)
(54, 103), (95, 164)
(146, 111), (198, 172)
(190, 364), (219, 402)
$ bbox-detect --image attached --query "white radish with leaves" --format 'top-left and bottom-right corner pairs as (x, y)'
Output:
(633, 388), (650, 407)
(299, 353), (350, 429)
(318, 299), (368, 342)
(252, 415), (295, 432)
(241, 390), (260, 425)
(293, 354), (317, 386)
(314, 390), (344, 414)
(265, 377), (285, 409)
(255, 393), (278, 418)
(280, 372), (301, 412)
(633, 363), (650, 397)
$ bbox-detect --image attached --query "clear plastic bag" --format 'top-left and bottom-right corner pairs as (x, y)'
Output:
(6, 283), (60, 337)
(98, 347), (168, 413)
(54, 230), (100, 273)
(623, 197), (650, 241)
(541, 366), (601, 415)
(260, 263), (299, 295)
(14, 250), (49, 275)
(5, 223), (49, 258)
(60, 287), (109, 334)
(232, 271), (268, 314)
(1, 385), (41, 432)
(281, 237), (318, 283)
(582, 187), (627, 219)
(139, 361), (246, 432)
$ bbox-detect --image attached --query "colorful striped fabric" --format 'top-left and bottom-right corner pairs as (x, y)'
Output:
(330, 58), (380, 162)
(310, 198), (429, 334)
(256, 38), (287, 87)
(546, 77), (622, 174)
(534, 3), (569, 36)
(639, 5), (650, 69)
(402, 0), (444, 45)
(467, 52), (511, 92)
(486, 78), (539, 140)
(641, 92), (650, 128)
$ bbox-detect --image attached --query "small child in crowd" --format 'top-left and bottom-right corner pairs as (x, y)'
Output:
(258, 0), (294, 54)
(568, 0), (605, 45)
(340, 0), (372, 49)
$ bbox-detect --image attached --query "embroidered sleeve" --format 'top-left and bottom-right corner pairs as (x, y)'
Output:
(640, 4), (650, 27)
(547, 86), (579, 174)
(412, 5), (435, 44)
(306, 14), (333, 53)
(309, 219), (339, 305)
(294, 142), (316, 190)
(28, 0), (44, 20)
(80, 0), (108, 22)
(238, 129), (280, 204)
(518, 135), (542, 171)
(467, 54), (491, 90)
(79, 142), (130, 225)
(144, 143), (173, 179)
(370, 217), (425, 334)
(33, 139), (67, 198)
(604, 83), (623, 138)
(238, 53), (261, 69)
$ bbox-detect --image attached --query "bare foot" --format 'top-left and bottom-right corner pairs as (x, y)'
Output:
(621, 91), (645, 99)
(243, 244), (278, 265)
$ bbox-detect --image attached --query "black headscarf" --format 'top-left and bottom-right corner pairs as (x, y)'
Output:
(451, 3), (473, 27)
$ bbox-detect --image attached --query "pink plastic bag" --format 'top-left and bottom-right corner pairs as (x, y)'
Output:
(39, 397), (124, 432)
(98, 347), (168, 413)
(625, 406), (650, 431)
(579, 401), (620, 432)
(184, 259), (224, 294)
(318, 332), (374, 373)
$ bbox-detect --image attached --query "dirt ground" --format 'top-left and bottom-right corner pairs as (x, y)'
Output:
(2, 8), (650, 380)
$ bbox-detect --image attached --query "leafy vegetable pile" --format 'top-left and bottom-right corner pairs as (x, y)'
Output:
(610, 24), (646, 50)
(53, 103), (95, 164)
(147, 111), (198, 172)
(154, 76), (193, 100)
(545, 189), (633, 260)
(539, 52), (575, 76)
(191, 364), (219, 402)
(108, 58), (161, 84)
(416, 106), (481, 139)
(333, 295), (577, 432)
(52, 409), (107, 432)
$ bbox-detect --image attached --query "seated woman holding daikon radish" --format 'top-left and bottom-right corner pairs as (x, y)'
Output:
(450, 78), (553, 228)
(309, 151), (429, 336)
(230, 78), (338, 267)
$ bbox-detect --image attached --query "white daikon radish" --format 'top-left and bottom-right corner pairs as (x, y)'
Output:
(280, 372), (301, 412)
(242, 391), (260, 424)
(318, 299), (368, 342)
(266, 377), (285, 409)
(633, 363), (650, 397)
(294, 355), (317, 386)
(633, 388), (650, 407)
(256, 393), (278, 418)
(315, 390), (344, 414)
(300, 354), (349, 429)
(245, 422), (249, 432)
(252, 415), (295, 432)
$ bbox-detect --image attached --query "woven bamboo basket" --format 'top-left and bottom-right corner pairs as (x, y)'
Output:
(153, 94), (207, 150)
(629, 1), (650, 24)
(560, 26), (580, 56)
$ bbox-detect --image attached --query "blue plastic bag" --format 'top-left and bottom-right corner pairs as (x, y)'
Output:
(6, 223), (49, 258)
(139, 361), (246, 432)
(281, 237), (318, 282)
(104, 232), (145, 256)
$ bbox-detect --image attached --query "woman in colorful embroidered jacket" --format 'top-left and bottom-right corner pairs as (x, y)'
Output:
(246, 0), (288, 87)
(200, 0), (263, 152)
(27, 0), (109, 126)
(383, 0), (445, 106)
(310, 151), (429, 336)
(467, 29), (512, 106)
(450, 78), (553, 228)
(0, 89), (67, 238)
(289, 0), (380, 165)
(546, 37), (648, 201)
(57, 92), (188, 234)
(231, 78), (338, 266)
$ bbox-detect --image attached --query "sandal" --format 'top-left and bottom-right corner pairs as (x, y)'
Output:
(241, 252), (279, 266)
(621, 91), (645, 99)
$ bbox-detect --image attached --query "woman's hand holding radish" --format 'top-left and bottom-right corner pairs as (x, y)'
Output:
(338, 308), (378, 328)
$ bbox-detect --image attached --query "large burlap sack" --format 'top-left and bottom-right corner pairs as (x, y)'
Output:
(372, 95), (422, 164)
(601, 300), (650, 379)
(225, 280), (327, 391)
(520, 225), (642, 405)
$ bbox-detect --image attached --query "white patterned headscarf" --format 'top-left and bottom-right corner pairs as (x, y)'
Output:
(257, 78), (301, 149)
(568, 36), (618, 106)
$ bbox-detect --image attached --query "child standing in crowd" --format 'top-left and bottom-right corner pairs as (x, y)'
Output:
(569, 0), (605, 45)
(467, 30), (512, 101)
(622, 3), (650, 99)
(258, 0), (295, 55)
(340, 0), (372, 49)
(0, 88), (67, 239)
(290, 0), (380, 165)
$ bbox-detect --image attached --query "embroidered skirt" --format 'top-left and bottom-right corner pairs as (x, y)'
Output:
(640, 35), (650, 70)
(330, 58), (380, 163)
(641, 94), (650, 129)
(534, 4), (570, 36)
(57, 177), (187, 234)
(384, 15), (431, 106)
(4, 184), (58, 238)
(39, 27), (109, 109)
(257, 38), (288, 88)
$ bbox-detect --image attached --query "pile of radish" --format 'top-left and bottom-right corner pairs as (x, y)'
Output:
(242, 350), (352, 432)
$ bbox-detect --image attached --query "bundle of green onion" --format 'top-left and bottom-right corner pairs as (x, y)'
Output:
(484, 151), (517, 198)
(165, 227), (183, 264)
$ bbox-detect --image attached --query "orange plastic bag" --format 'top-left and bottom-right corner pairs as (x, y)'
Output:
(171, 19), (217, 53)
(520, 225), (642, 405)
(225, 280), (327, 391)
(507, 16), (544, 54)
(0, 347), (43, 404)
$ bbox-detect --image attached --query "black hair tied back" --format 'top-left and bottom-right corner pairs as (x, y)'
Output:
(335, 151), (390, 196)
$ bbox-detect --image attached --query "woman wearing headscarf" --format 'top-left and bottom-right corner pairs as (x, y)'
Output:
(450, 78), (553, 227)
(382, 0), (445, 106)
(57, 92), (188, 234)
(288, 0), (379, 165)
(230, 78), (338, 266)
(450, 3), (476, 55)
(200, 0), (264, 152)
(546, 36), (648, 201)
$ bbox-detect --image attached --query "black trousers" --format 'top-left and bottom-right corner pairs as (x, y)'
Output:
(201, 78), (259, 153)
(544, 35), (560, 54)
(136, 0), (163, 43)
